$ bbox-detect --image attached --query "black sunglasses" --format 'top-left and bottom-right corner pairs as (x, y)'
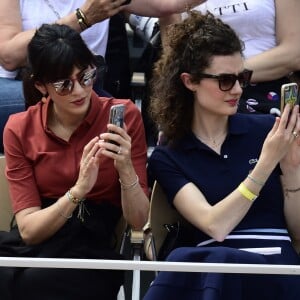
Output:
(51, 67), (97, 96)
(199, 69), (253, 91)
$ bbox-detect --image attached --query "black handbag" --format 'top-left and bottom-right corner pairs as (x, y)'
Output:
(158, 221), (196, 261)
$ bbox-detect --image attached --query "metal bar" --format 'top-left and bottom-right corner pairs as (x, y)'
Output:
(1, 257), (300, 275)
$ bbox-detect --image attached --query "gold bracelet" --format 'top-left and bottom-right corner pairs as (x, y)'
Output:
(75, 8), (91, 31)
(56, 201), (72, 219)
(237, 182), (258, 202)
(66, 189), (85, 205)
(119, 175), (139, 190)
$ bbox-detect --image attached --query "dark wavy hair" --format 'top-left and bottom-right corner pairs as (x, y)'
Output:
(23, 23), (97, 108)
(148, 11), (244, 144)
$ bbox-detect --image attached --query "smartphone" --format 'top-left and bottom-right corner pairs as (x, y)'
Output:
(109, 104), (125, 128)
(108, 104), (125, 146)
(280, 82), (299, 113)
(121, 0), (131, 5)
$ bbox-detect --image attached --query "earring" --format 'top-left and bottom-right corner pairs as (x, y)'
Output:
(41, 93), (48, 104)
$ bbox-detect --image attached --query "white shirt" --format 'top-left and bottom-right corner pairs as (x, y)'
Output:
(191, 0), (276, 59)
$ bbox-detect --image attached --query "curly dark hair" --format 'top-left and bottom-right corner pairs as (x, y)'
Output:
(149, 11), (244, 144)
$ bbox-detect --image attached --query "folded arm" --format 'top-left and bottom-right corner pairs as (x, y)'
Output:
(245, 0), (300, 82)
(0, 0), (120, 71)
(123, 0), (207, 16)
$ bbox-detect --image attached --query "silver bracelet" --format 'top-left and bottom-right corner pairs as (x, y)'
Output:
(56, 201), (72, 219)
(247, 174), (265, 187)
(119, 175), (139, 190)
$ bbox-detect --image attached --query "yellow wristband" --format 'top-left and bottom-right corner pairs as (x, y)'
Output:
(237, 182), (258, 202)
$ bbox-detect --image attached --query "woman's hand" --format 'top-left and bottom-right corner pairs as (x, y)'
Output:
(280, 105), (300, 172)
(259, 104), (299, 170)
(81, 0), (126, 24)
(98, 123), (149, 230)
(73, 136), (102, 198)
(98, 123), (133, 172)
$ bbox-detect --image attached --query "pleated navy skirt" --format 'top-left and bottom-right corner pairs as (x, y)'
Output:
(143, 232), (300, 300)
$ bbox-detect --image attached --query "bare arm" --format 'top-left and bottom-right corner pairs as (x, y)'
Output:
(119, 169), (149, 230)
(15, 137), (103, 245)
(244, 0), (300, 82)
(123, 0), (207, 17)
(280, 108), (300, 240)
(99, 124), (149, 230)
(159, 14), (181, 49)
(0, 0), (32, 70)
(282, 169), (300, 240)
(0, 0), (122, 71)
(174, 159), (274, 242)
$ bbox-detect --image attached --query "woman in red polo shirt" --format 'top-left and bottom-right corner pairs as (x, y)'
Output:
(1, 23), (149, 300)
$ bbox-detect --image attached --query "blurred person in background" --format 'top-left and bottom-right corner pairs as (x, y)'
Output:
(193, 0), (300, 116)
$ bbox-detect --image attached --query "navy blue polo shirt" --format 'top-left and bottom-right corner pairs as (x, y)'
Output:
(148, 113), (286, 242)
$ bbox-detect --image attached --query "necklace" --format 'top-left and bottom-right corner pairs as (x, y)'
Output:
(43, 0), (61, 19)
(196, 131), (227, 148)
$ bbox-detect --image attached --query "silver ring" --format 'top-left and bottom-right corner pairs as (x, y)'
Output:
(292, 131), (299, 138)
(117, 146), (122, 154)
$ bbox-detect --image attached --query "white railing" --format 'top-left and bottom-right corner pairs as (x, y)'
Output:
(1, 257), (300, 275)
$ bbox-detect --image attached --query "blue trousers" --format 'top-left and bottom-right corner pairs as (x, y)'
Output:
(0, 78), (25, 154)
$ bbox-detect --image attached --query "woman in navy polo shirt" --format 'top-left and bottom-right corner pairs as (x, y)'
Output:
(144, 11), (300, 300)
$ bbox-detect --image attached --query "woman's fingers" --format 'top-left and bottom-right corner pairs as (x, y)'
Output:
(81, 136), (100, 166)
(98, 125), (131, 161)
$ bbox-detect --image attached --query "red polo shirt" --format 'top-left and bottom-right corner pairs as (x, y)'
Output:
(4, 92), (148, 213)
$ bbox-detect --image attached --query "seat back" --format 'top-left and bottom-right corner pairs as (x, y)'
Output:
(0, 156), (13, 231)
(144, 181), (188, 260)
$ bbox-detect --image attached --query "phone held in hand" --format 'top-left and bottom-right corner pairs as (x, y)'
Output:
(108, 104), (125, 146)
(280, 82), (299, 113)
(109, 104), (125, 128)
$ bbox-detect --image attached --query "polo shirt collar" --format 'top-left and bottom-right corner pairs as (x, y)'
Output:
(180, 113), (250, 151)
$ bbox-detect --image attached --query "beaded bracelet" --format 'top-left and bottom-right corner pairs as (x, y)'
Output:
(237, 182), (258, 202)
(56, 201), (72, 219)
(119, 175), (139, 190)
(75, 8), (91, 31)
(65, 189), (88, 222)
(66, 189), (85, 205)
(247, 174), (265, 187)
